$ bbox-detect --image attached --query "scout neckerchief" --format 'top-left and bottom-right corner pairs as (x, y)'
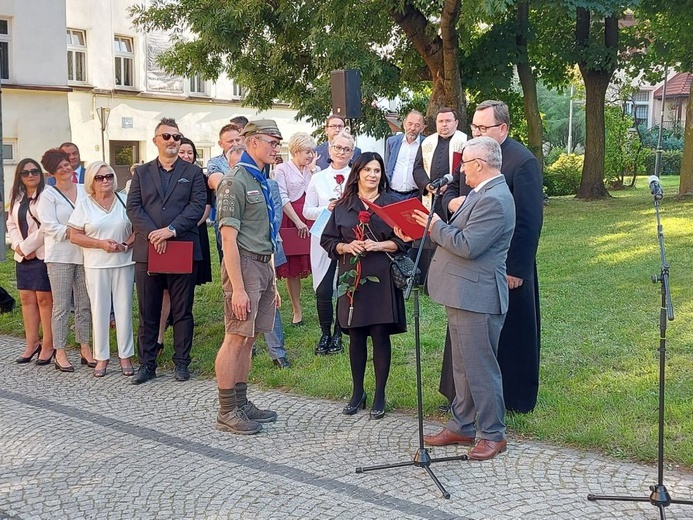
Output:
(236, 151), (278, 252)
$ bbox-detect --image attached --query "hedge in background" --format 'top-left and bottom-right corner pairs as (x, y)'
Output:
(544, 153), (583, 196)
(642, 149), (683, 176)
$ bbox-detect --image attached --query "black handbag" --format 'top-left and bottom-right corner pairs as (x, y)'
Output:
(388, 253), (421, 291)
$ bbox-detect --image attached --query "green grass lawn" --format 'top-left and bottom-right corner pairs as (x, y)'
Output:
(1, 175), (691, 468)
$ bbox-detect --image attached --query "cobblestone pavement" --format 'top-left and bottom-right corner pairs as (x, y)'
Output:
(0, 336), (691, 520)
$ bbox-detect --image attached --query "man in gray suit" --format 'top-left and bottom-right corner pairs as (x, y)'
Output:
(403, 137), (515, 461)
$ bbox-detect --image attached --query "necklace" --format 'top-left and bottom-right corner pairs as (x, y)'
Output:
(360, 191), (379, 202)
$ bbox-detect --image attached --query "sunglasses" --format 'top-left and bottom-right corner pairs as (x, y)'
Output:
(156, 133), (183, 142)
(20, 168), (42, 178)
(94, 173), (115, 182)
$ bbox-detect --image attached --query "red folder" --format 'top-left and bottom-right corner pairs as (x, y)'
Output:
(360, 197), (429, 240)
(280, 227), (311, 256)
(452, 151), (463, 174)
(147, 241), (193, 274)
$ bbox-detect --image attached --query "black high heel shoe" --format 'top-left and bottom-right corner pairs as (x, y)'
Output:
(16, 343), (41, 364)
(35, 349), (56, 366)
(54, 357), (75, 373)
(81, 356), (97, 368)
(342, 392), (367, 415)
(369, 408), (385, 420)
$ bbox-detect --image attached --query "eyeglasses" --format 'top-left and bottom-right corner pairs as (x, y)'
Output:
(94, 173), (115, 182)
(332, 145), (353, 154)
(470, 123), (503, 134)
(156, 133), (183, 141)
(20, 168), (41, 177)
(255, 137), (282, 149)
(326, 124), (345, 130)
(461, 157), (487, 165)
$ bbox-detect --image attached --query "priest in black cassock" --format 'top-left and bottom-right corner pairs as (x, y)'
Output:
(440, 100), (544, 413)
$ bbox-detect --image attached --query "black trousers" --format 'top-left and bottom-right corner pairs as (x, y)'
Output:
(135, 262), (197, 368)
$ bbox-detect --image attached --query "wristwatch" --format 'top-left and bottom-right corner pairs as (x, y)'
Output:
(168, 225), (177, 238)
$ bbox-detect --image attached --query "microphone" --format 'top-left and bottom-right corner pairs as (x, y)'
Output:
(429, 173), (454, 191)
(648, 175), (663, 201)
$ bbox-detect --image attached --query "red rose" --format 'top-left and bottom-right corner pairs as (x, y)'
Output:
(358, 211), (371, 224)
(335, 174), (345, 185)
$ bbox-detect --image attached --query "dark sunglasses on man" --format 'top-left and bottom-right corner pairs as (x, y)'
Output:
(20, 168), (42, 178)
(156, 133), (183, 142)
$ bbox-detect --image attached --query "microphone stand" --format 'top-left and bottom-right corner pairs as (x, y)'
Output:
(587, 190), (692, 519)
(356, 188), (467, 499)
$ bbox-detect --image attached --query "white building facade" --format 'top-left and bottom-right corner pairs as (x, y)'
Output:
(1, 0), (320, 194)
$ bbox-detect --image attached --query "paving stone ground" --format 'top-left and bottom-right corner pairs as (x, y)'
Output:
(0, 335), (691, 520)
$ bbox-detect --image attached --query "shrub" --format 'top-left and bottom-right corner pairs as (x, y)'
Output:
(544, 153), (583, 196)
(544, 146), (567, 166)
(637, 124), (684, 151)
(642, 149), (683, 176)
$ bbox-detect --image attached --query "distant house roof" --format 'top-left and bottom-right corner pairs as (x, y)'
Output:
(653, 72), (692, 99)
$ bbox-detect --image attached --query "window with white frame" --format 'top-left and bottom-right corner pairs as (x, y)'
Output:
(114, 36), (134, 87)
(230, 79), (246, 100)
(67, 29), (87, 83)
(0, 19), (10, 82)
(2, 140), (16, 164)
(189, 74), (208, 95)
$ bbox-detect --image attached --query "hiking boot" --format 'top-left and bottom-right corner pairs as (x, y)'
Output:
(240, 401), (278, 423)
(216, 408), (262, 435)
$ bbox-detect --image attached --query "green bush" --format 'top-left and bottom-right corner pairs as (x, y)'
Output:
(544, 146), (567, 166)
(637, 124), (684, 151)
(544, 153), (583, 196)
(642, 149), (683, 176)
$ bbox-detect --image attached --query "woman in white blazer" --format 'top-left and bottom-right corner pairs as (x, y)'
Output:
(7, 158), (54, 364)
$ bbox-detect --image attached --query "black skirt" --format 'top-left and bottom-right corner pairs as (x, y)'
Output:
(16, 258), (51, 292)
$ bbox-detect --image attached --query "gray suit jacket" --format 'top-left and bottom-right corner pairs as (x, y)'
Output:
(427, 175), (515, 315)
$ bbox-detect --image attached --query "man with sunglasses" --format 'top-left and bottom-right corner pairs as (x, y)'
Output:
(314, 114), (361, 170)
(440, 100), (544, 414)
(126, 118), (207, 385)
(214, 120), (283, 434)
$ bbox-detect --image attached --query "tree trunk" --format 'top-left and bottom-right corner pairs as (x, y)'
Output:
(388, 0), (466, 129)
(577, 71), (611, 199)
(679, 80), (693, 196)
(515, 0), (543, 165)
(575, 9), (617, 200)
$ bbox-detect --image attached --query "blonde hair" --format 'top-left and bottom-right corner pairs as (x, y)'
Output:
(84, 161), (118, 195)
(288, 132), (317, 156)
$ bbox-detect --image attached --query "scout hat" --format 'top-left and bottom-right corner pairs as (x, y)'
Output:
(241, 119), (283, 140)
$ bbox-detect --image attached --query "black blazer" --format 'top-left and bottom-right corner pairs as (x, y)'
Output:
(126, 158), (207, 263)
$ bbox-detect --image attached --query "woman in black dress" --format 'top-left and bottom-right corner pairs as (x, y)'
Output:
(7, 159), (54, 363)
(321, 152), (408, 419)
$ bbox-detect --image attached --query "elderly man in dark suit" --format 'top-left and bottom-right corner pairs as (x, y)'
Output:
(401, 136), (515, 461)
(440, 100), (544, 414)
(384, 110), (426, 201)
(126, 117), (207, 385)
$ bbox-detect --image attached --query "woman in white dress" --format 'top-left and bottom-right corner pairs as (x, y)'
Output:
(303, 130), (355, 355)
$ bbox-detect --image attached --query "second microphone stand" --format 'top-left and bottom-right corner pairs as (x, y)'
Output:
(356, 190), (467, 499)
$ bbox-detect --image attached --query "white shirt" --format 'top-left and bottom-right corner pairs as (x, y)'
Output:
(390, 138), (420, 192)
(275, 161), (314, 206)
(36, 185), (86, 264)
(303, 165), (350, 290)
(68, 194), (133, 269)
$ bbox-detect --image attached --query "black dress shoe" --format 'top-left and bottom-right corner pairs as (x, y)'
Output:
(369, 408), (385, 420)
(174, 364), (190, 381)
(81, 356), (97, 368)
(16, 343), (41, 364)
(35, 350), (55, 366)
(132, 365), (156, 385)
(437, 404), (451, 413)
(315, 333), (331, 356)
(327, 334), (343, 354)
(342, 392), (367, 415)
(273, 357), (290, 368)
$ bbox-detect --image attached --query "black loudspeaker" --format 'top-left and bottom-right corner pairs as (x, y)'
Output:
(331, 69), (362, 119)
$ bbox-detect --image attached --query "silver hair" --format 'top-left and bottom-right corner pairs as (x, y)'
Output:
(462, 136), (502, 170)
